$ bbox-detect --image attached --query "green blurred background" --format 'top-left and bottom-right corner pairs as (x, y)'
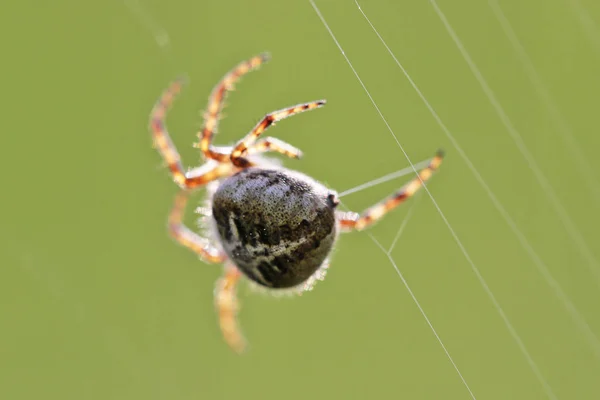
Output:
(2, 0), (600, 398)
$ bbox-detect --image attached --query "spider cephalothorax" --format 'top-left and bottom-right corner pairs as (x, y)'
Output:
(150, 53), (443, 353)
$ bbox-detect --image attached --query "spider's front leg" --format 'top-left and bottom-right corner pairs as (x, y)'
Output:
(230, 100), (326, 168)
(247, 136), (303, 159)
(337, 150), (444, 231)
(198, 53), (271, 162)
(150, 79), (235, 189)
(204, 136), (304, 163)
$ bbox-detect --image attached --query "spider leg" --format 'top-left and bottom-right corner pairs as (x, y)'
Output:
(215, 266), (246, 353)
(247, 137), (303, 159)
(230, 101), (325, 168)
(169, 190), (226, 263)
(150, 79), (235, 189)
(198, 53), (270, 162)
(204, 136), (303, 161)
(337, 150), (444, 231)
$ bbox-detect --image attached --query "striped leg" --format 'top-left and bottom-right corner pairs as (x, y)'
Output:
(247, 137), (303, 159)
(337, 151), (444, 231)
(168, 190), (226, 263)
(215, 266), (245, 353)
(198, 53), (270, 162)
(230, 101), (326, 168)
(205, 136), (303, 161)
(150, 79), (234, 189)
(150, 78), (187, 186)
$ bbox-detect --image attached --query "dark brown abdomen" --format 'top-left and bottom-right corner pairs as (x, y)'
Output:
(211, 168), (337, 288)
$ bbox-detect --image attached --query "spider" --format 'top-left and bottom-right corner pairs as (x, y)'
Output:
(150, 53), (444, 353)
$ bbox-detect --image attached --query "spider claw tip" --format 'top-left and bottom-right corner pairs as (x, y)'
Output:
(174, 74), (190, 85)
(259, 52), (271, 62)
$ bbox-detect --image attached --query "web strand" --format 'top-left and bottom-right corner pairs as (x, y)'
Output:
(310, 0), (558, 398)
(338, 158), (431, 198)
(354, 0), (600, 361)
(428, 0), (600, 285)
(566, 0), (600, 52)
(369, 233), (477, 400)
(388, 198), (418, 254)
(124, 0), (178, 74)
(310, 1), (491, 398)
(487, 0), (600, 203)
(125, 0), (171, 51)
(337, 194), (475, 400)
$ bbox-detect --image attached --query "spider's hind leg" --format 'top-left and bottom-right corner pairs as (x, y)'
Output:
(337, 150), (444, 231)
(215, 266), (246, 353)
(169, 190), (226, 263)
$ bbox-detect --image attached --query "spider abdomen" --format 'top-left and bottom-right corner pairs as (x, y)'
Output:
(211, 167), (338, 288)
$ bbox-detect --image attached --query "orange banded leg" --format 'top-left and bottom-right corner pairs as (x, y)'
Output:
(337, 150), (444, 231)
(204, 136), (303, 161)
(215, 266), (245, 353)
(150, 78), (188, 186)
(247, 137), (303, 159)
(168, 190), (226, 263)
(230, 100), (326, 167)
(150, 79), (234, 189)
(197, 53), (271, 162)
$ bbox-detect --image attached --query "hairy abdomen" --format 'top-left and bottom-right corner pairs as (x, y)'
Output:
(211, 168), (337, 288)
